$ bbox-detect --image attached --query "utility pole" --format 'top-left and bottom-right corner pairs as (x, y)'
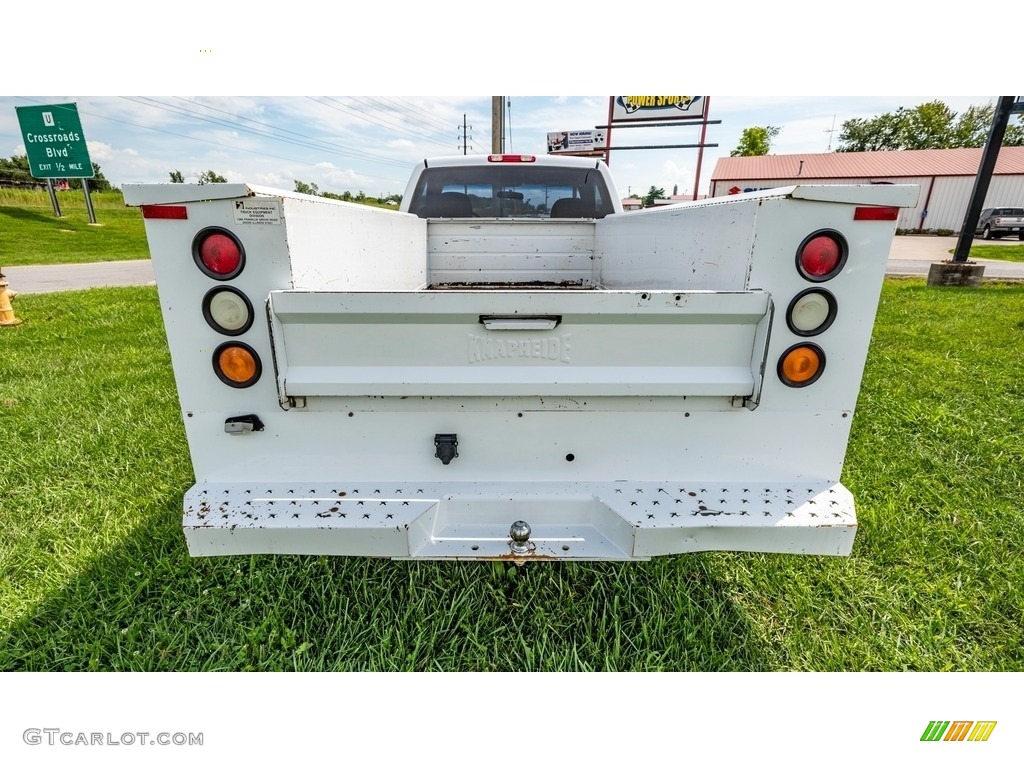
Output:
(491, 96), (504, 154)
(928, 96), (1022, 286)
(458, 114), (472, 155)
(824, 114), (837, 151)
(952, 96), (1018, 263)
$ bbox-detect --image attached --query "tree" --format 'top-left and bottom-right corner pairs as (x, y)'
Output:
(731, 125), (781, 157)
(642, 185), (665, 207)
(169, 170), (185, 183)
(1, 155), (111, 190)
(294, 179), (319, 196)
(837, 100), (1024, 152)
(0, 155), (32, 183)
(67, 163), (112, 192)
(197, 170), (227, 184)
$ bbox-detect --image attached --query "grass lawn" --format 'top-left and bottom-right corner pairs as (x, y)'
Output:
(966, 242), (1024, 263)
(0, 189), (149, 266)
(1, 280), (1022, 671)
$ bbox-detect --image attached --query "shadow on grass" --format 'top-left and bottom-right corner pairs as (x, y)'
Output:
(0, 205), (68, 226)
(0, 495), (768, 672)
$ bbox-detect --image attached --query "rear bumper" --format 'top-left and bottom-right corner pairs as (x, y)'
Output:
(184, 480), (856, 560)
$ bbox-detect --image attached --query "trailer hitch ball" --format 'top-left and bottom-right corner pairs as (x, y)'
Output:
(509, 520), (535, 555)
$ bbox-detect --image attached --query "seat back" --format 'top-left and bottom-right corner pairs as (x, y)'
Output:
(416, 191), (474, 218)
(550, 197), (596, 218)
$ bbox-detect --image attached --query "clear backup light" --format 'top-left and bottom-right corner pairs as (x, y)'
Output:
(203, 287), (254, 336)
(786, 288), (837, 336)
(193, 227), (245, 280)
(796, 230), (847, 282)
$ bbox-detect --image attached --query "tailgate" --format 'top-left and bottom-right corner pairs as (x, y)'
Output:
(268, 289), (772, 401)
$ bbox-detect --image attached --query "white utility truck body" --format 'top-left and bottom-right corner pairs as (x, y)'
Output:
(123, 154), (918, 561)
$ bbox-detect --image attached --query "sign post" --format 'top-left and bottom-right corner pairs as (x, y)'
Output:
(15, 103), (96, 222)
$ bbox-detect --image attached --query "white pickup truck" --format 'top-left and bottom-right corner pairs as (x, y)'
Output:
(123, 154), (918, 561)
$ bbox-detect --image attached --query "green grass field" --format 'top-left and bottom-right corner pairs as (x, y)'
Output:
(1, 280), (1021, 671)
(965, 242), (1024, 262)
(0, 189), (149, 266)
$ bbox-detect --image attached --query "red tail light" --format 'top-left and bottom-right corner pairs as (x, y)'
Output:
(796, 231), (846, 282)
(193, 228), (245, 280)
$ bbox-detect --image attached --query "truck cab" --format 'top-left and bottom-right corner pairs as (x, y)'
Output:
(401, 154), (622, 220)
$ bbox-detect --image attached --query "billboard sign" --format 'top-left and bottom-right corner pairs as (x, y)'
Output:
(610, 96), (707, 123)
(15, 103), (94, 179)
(547, 129), (607, 154)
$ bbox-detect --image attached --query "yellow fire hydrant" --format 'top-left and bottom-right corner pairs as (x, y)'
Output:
(0, 274), (22, 327)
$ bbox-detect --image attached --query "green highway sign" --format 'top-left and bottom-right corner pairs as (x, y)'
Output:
(15, 103), (94, 179)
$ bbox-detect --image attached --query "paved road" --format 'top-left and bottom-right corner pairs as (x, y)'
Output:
(884, 235), (1024, 279)
(4, 235), (1024, 294)
(3, 260), (156, 294)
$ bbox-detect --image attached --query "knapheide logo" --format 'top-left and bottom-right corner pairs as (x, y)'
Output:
(921, 721), (997, 742)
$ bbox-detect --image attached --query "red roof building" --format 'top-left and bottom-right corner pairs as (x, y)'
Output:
(710, 147), (1024, 232)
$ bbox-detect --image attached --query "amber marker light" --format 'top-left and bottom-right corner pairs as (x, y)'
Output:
(213, 342), (262, 388)
(778, 344), (825, 387)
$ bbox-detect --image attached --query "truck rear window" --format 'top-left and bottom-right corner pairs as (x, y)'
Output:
(408, 166), (615, 219)
(994, 208), (1024, 216)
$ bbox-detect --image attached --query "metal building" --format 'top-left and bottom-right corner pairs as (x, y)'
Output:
(710, 147), (1024, 232)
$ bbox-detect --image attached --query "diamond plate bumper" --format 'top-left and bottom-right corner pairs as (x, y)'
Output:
(184, 481), (856, 560)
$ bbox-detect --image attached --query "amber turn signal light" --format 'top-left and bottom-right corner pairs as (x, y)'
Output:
(213, 342), (262, 388)
(778, 344), (825, 387)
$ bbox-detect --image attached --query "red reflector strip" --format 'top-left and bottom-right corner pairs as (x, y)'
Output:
(854, 206), (899, 221)
(141, 204), (188, 220)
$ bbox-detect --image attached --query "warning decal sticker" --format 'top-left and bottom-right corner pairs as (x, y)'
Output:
(233, 199), (282, 225)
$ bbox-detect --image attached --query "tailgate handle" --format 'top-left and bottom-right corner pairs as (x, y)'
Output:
(480, 315), (561, 331)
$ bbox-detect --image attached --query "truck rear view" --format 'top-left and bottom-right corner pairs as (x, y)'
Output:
(124, 154), (918, 561)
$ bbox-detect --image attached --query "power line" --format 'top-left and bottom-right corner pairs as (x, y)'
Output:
(313, 97), (456, 151)
(14, 96), (407, 186)
(125, 97), (411, 170)
(360, 96), (457, 139)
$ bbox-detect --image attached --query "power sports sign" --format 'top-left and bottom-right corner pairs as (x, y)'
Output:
(15, 103), (94, 179)
(610, 96), (707, 123)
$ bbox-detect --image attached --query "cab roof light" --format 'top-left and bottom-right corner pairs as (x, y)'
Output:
(141, 204), (188, 220)
(487, 154), (536, 163)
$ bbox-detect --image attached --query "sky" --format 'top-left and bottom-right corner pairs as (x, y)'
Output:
(3, 3), (1018, 203)
(1, 94), (1008, 201)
